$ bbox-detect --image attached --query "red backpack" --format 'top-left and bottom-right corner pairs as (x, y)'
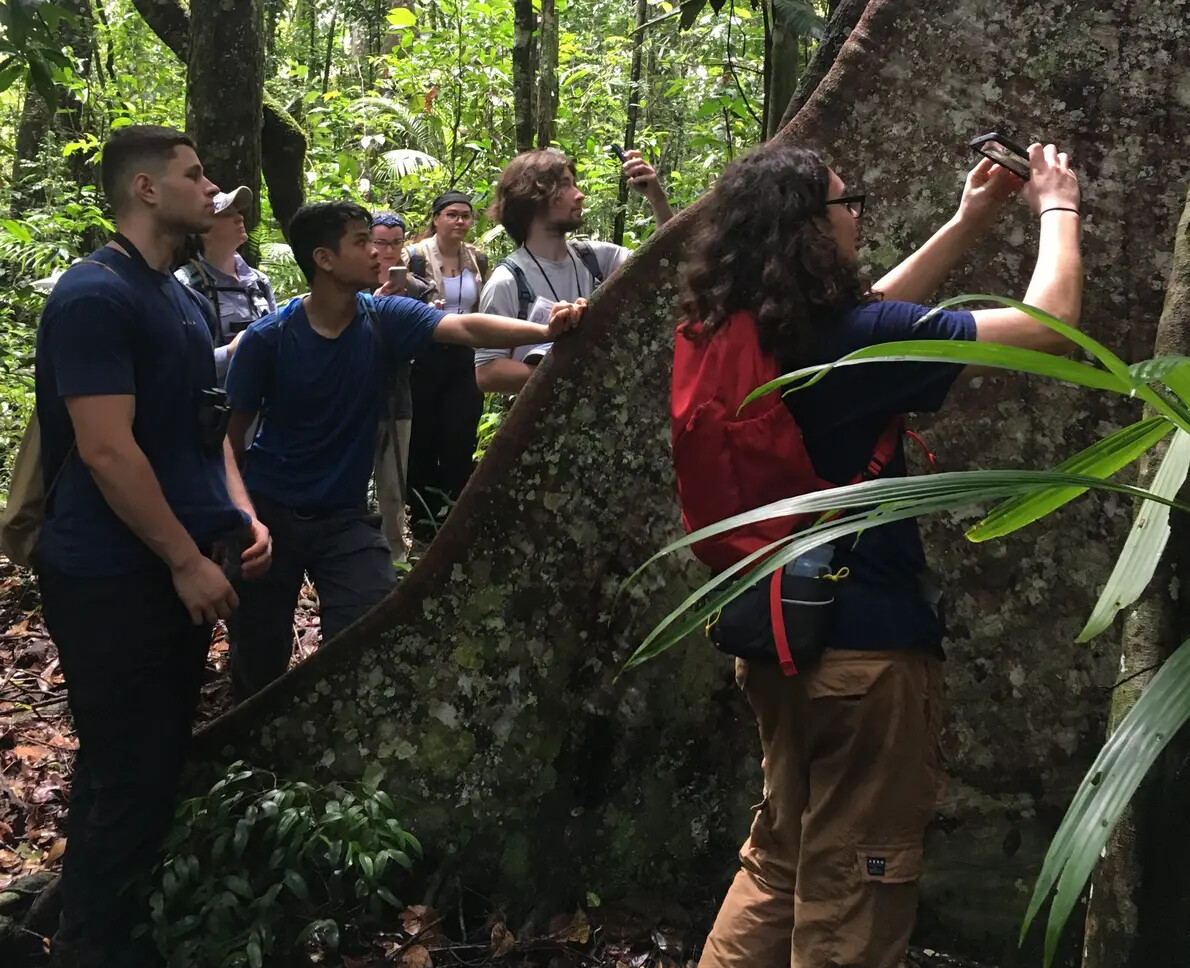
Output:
(671, 310), (903, 574)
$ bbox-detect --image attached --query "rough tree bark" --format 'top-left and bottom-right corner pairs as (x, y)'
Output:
(1081, 189), (1190, 968)
(776, 0), (866, 132)
(764, 0), (801, 140)
(534, 0), (559, 149)
(186, 0), (265, 232)
(131, 0), (307, 238)
(194, 1), (1190, 962)
(511, 0), (536, 154)
(612, 0), (647, 247)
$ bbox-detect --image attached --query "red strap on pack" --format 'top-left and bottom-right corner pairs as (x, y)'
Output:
(769, 569), (797, 677)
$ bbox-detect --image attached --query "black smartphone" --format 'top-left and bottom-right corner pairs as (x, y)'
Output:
(608, 143), (627, 164)
(969, 132), (1031, 180)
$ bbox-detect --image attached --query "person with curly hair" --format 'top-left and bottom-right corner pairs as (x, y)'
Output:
(688, 142), (1083, 968)
(475, 148), (674, 393)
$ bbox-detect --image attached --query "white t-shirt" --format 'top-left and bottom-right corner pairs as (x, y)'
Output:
(475, 241), (628, 368)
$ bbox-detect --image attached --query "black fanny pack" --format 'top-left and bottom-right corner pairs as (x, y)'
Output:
(708, 553), (838, 676)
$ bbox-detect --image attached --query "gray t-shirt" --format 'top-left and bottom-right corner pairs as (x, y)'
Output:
(475, 241), (627, 368)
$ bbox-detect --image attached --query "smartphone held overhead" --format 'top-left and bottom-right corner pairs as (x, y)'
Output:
(969, 131), (1031, 180)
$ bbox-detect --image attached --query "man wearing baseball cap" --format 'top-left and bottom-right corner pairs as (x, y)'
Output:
(176, 185), (277, 383)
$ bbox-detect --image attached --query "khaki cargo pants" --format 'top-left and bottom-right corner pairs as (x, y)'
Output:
(699, 649), (946, 968)
(374, 416), (412, 562)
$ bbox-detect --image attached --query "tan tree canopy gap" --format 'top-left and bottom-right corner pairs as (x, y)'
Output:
(195, 0), (1190, 960)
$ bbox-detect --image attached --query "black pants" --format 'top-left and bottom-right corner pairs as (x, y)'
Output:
(227, 495), (397, 702)
(38, 565), (210, 968)
(407, 342), (483, 541)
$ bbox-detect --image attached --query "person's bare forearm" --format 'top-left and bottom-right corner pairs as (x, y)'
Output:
(438, 313), (550, 348)
(83, 441), (204, 570)
(647, 187), (675, 227)
(223, 439), (256, 518)
(476, 358), (534, 393)
(1023, 211), (1083, 325)
(874, 216), (980, 304)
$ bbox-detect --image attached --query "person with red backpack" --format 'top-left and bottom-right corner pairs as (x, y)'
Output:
(676, 142), (1082, 968)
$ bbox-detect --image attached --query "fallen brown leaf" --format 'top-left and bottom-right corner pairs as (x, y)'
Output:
(490, 921), (516, 957)
(399, 905), (445, 947)
(401, 944), (433, 968)
(12, 745), (46, 764)
(49, 734), (78, 751)
(553, 908), (590, 945)
(45, 838), (66, 864)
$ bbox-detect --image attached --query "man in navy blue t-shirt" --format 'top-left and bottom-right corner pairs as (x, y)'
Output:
(224, 201), (584, 699)
(34, 126), (272, 967)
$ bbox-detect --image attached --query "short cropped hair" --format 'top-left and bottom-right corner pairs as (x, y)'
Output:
(288, 201), (373, 282)
(488, 149), (578, 245)
(100, 125), (196, 215)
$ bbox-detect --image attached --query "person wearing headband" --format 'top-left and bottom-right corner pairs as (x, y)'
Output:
(402, 191), (491, 543)
(369, 211), (432, 562)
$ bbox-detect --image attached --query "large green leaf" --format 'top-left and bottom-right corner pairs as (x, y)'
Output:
(968, 417), (1174, 542)
(1076, 429), (1190, 642)
(623, 469), (1190, 669)
(744, 339), (1131, 408)
(1022, 639), (1190, 965)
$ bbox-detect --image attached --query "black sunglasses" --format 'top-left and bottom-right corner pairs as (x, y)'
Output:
(824, 193), (866, 218)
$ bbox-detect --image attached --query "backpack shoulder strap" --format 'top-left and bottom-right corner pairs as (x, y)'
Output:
(569, 241), (605, 289)
(261, 297), (303, 411)
(497, 257), (534, 320)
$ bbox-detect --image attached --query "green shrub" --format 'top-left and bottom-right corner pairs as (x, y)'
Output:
(143, 763), (421, 968)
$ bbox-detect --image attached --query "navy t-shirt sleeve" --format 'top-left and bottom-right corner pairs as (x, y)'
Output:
(373, 295), (444, 361)
(45, 290), (136, 399)
(225, 321), (274, 413)
(839, 300), (975, 414)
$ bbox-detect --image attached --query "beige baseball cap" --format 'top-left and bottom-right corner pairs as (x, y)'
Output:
(212, 185), (253, 216)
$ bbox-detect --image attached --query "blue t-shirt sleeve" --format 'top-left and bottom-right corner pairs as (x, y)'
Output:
(225, 320), (275, 413)
(44, 289), (136, 398)
(840, 300), (975, 414)
(373, 295), (444, 361)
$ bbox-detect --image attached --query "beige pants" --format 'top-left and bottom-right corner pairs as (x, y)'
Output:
(374, 417), (412, 562)
(699, 650), (946, 968)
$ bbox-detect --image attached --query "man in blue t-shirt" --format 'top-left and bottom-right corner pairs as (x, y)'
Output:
(224, 201), (584, 699)
(34, 126), (272, 968)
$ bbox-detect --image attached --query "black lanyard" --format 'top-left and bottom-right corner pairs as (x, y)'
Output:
(525, 245), (582, 303)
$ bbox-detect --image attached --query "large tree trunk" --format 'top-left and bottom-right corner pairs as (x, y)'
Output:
(764, 0), (800, 140)
(186, 0), (265, 233)
(612, 0), (647, 247)
(194, 1), (1190, 961)
(1081, 188), (1190, 968)
(534, 0), (559, 148)
(511, 0), (537, 154)
(132, 0), (306, 239)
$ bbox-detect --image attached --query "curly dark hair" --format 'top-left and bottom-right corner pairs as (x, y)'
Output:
(679, 144), (874, 370)
(488, 149), (577, 245)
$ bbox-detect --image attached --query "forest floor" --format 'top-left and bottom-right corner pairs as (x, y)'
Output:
(0, 555), (994, 968)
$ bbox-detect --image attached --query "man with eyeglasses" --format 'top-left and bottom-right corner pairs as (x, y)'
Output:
(369, 212), (432, 561)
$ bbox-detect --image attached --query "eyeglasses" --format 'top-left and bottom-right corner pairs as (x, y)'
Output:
(372, 238), (404, 249)
(824, 193), (866, 218)
(438, 210), (473, 222)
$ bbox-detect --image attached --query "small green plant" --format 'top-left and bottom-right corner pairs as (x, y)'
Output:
(143, 762), (421, 968)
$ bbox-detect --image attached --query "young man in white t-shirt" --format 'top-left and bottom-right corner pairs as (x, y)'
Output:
(475, 148), (674, 392)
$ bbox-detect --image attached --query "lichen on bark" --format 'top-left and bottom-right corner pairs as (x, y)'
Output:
(196, 1), (1190, 961)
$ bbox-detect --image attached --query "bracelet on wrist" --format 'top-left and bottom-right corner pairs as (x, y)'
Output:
(1040, 207), (1080, 217)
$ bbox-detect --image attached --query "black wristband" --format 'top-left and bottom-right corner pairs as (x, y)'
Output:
(1040, 207), (1080, 217)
